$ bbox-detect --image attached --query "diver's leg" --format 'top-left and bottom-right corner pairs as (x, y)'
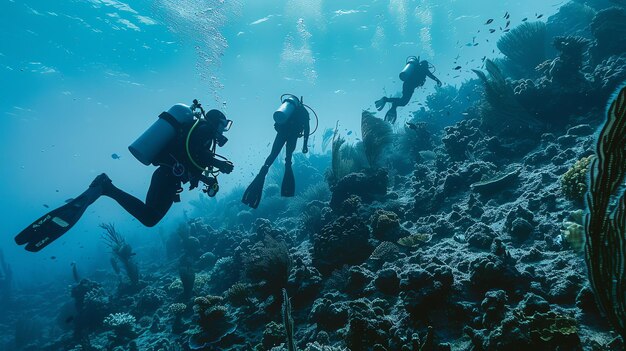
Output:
(394, 82), (415, 108)
(281, 134), (298, 197)
(263, 132), (288, 167)
(386, 82), (415, 123)
(103, 167), (179, 227)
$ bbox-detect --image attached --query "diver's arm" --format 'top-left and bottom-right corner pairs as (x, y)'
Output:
(427, 71), (442, 86)
(197, 148), (233, 174)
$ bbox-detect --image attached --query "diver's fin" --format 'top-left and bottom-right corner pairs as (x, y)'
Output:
(375, 98), (387, 111)
(15, 186), (102, 252)
(385, 108), (397, 123)
(15, 173), (109, 252)
(281, 163), (295, 197)
(242, 166), (268, 209)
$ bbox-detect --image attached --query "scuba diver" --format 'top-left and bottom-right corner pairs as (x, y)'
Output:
(15, 100), (234, 252)
(375, 56), (442, 123)
(242, 94), (318, 209)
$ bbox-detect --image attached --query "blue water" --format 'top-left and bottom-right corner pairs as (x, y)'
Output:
(0, 0), (562, 338)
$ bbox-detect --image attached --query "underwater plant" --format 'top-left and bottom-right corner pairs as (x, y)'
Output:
(101, 223), (139, 287)
(584, 85), (626, 340)
(497, 21), (547, 70)
(282, 288), (296, 351)
(361, 110), (393, 168)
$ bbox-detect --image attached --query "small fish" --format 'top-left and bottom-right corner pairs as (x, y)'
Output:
(537, 14), (543, 19)
(473, 43), (479, 46)
(65, 198), (74, 203)
(503, 29), (510, 32)
(51, 256), (56, 260)
(489, 29), (496, 33)
(65, 316), (74, 324)
(347, 131), (353, 135)
(505, 20), (510, 28)
(111, 153), (121, 160)
(43, 204), (49, 208)
(505, 13), (510, 20)
(522, 17), (528, 22)
(453, 75), (460, 78)
(503, 11), (508, 18)
(465, 43), (473, 47)
(454, 66), (462, 70)
(485, 19), (494, 25)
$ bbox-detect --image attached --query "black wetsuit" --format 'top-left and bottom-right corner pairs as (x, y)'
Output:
(103, 121), (221, 227)
(263, 105), (310, 168)
(383, 64), (441, 123)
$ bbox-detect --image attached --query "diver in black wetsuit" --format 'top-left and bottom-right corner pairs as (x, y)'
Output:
(242, 94), (312, 209)
(375, 56), (442, 123)
(15, 100), (233, 252)
(96, 104), (234, 227)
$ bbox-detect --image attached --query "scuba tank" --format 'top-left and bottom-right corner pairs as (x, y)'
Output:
(273, 94), (301, 125)
(129, 104), (195, 166)
(399, 56), (419, 82)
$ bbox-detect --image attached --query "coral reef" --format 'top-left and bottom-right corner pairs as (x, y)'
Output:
(11, 4), (626, 351)
(561, 155), (593, 202)
(590, 7), (626, 61)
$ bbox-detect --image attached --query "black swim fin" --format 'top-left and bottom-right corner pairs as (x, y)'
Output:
(385, 108), (397, 124)
(242, 165), (268, 209)
(15, 174), (109, 252)
(281, 162), (295, 197)
(375, 98), (387, 111)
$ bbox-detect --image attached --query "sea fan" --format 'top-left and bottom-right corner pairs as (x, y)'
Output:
(361, 110), (393, 168)
(584, 85), (626, 340)
(497, 21), (547, 70)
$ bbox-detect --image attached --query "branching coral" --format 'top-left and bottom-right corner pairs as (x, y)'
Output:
(497, 21), (547, 70)
(584, 85), (626, 340)
(361, 110), (393, 168)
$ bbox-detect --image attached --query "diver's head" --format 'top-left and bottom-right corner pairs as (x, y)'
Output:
(205, 109), (232, 147)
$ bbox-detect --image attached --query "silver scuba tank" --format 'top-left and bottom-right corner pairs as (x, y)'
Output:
(399, 56), (419, 82)
(129, 104), (195, 165)
(273, 94), (301, 125)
